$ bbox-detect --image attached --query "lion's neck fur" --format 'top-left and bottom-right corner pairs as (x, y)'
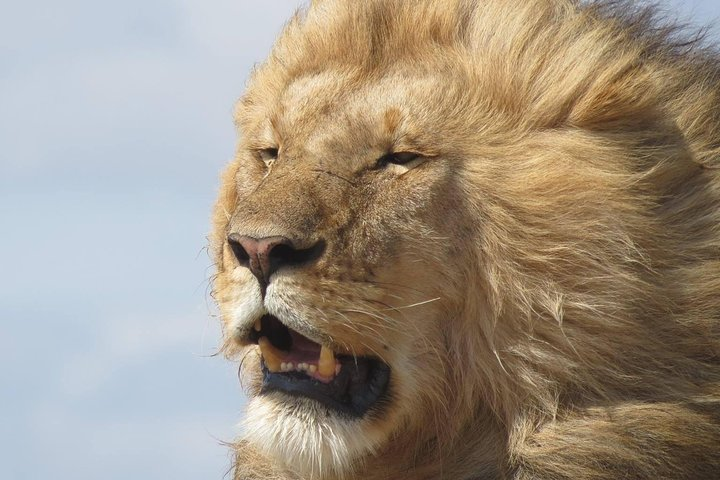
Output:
(234, 415), (508, 480)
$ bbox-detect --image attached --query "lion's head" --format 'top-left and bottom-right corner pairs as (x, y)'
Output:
(211, 1), (720, 479)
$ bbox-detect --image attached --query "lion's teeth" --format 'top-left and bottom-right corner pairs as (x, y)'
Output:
(308, 364), (317, 374)
(254, 319), (261, 332)
(258, 337), (282, 372)
(318, 345), (336, 377)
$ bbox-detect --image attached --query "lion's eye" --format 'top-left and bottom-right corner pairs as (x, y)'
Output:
(376, 151), (421, 168)
(259, 148), (279, 163)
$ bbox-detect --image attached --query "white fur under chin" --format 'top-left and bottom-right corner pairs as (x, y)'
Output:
(242, 394), (382, 479)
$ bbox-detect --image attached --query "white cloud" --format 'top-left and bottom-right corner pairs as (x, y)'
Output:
(0, 0), (306, 175)
(177, 0), (305, 58)
(58, 310), (221, 397)
(27, 403), (240, 479)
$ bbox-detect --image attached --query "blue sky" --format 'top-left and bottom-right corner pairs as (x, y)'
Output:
(1, 1), (718, 479)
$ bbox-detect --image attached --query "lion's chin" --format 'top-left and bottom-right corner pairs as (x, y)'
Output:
(242, 393), (389, 479)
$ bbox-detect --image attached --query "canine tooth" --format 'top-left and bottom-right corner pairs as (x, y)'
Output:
(281, 362), (287, 371)
(254, 319), (261, 332)
(335, 364), (341, 375)
(308, 365), (317, 374)
(318, 345), (336, 377)
(258, 337), (282, 372)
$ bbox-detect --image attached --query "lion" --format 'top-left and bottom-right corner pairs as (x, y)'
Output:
(210, 0), (720, 478)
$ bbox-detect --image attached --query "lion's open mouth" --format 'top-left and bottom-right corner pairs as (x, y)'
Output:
(249, 314), (390, 417)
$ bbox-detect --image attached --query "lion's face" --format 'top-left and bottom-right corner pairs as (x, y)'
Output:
(213, 64), (493, 476)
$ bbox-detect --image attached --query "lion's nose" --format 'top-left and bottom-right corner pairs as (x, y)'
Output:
(227, 234), (324, 289)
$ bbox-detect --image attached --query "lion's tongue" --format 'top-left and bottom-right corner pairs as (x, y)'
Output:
(287, 328), (321, 357)
(258, 330), (339, 383)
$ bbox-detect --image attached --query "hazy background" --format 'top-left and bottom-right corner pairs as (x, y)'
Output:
(1, 1), (717, 479)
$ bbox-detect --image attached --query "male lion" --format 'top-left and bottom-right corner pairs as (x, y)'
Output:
(210, 0), (720, 478)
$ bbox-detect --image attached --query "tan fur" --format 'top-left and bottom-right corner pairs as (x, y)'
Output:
(210, 1), (720, 478)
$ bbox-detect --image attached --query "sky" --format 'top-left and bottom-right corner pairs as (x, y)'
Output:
(0, 1), (718, 479)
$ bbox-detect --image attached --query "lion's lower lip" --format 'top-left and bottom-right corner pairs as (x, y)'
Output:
(260, 355), (391, 417)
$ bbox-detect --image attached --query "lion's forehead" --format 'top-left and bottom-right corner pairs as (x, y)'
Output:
(241, 67), (461, 157)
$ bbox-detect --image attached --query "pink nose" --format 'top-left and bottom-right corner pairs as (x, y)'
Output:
(227, 234), (324, 289)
